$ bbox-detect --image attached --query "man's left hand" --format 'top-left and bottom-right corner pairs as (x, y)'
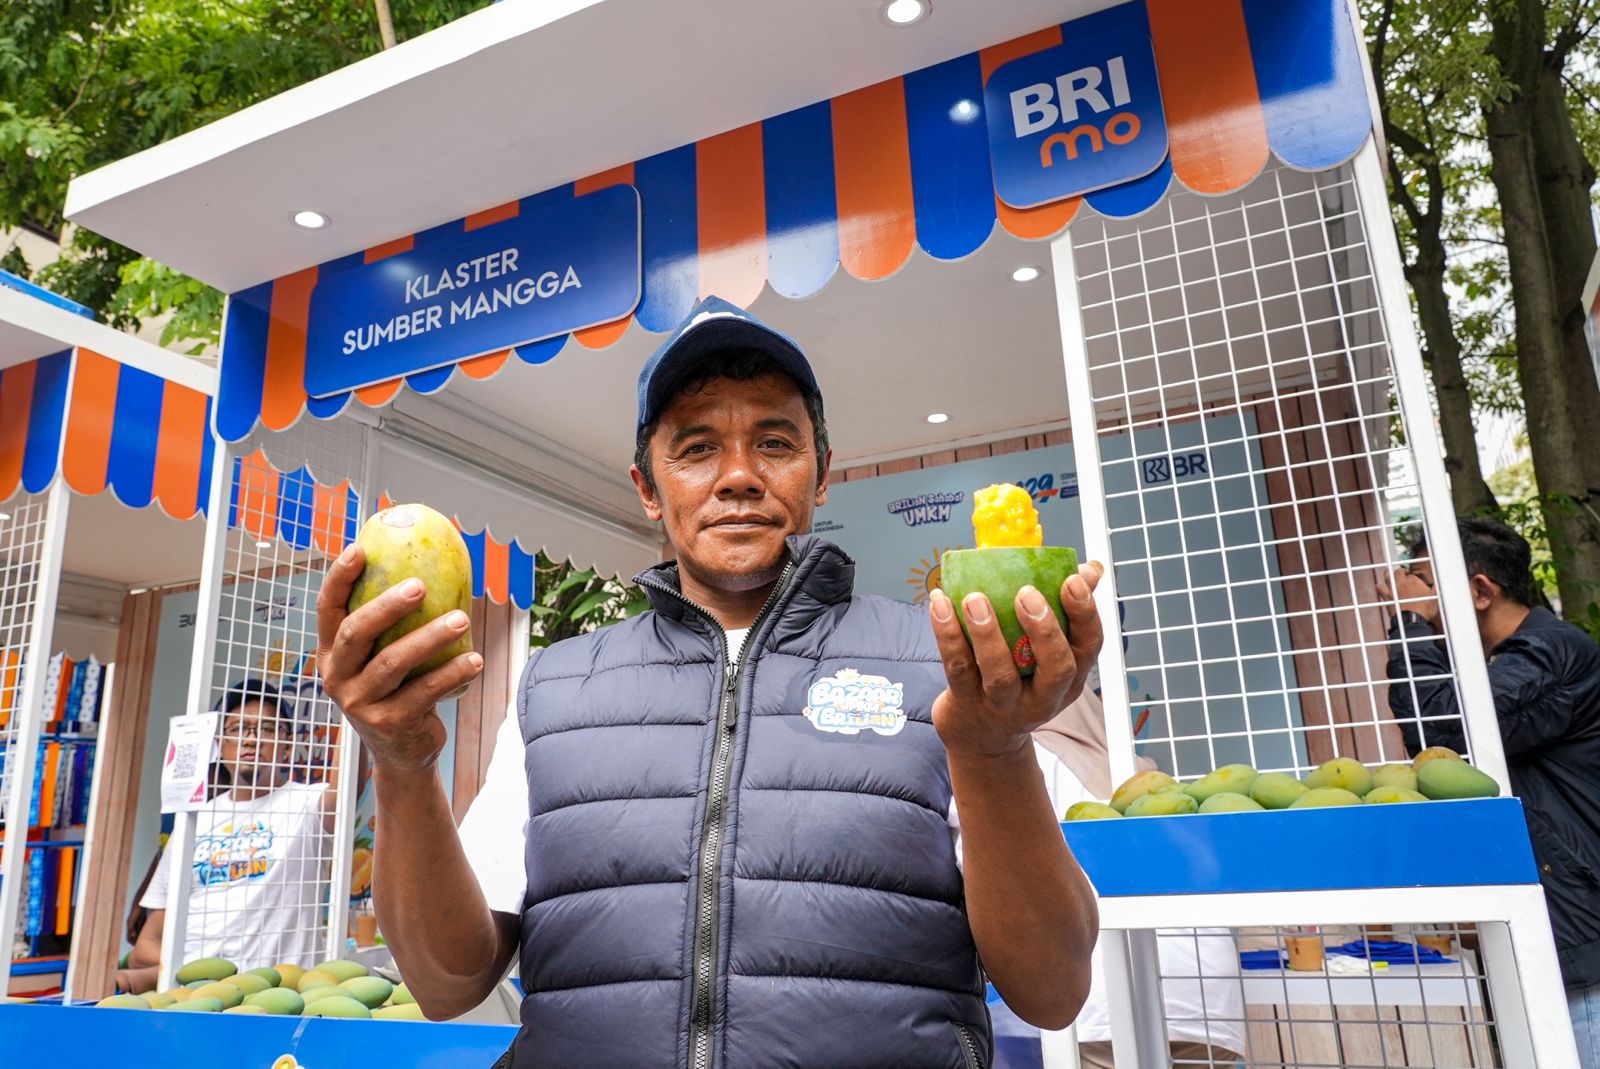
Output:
(929, 562), (1105, 760)
(1379, 567), (1441, 628)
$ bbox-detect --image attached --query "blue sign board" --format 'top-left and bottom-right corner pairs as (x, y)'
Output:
(984, 2), (1168, 209)
(304, 184), (641, 397)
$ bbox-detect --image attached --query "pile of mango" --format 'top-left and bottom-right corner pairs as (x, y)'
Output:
(95, 957), (424, 1021)
(1068, 747), (1500, 821)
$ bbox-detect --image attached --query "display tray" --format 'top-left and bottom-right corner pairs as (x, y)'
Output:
(1061, 797), (1538, 896)
(0, 1002), (517, 1065)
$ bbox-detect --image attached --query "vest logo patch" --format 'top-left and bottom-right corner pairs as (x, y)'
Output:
(802, 668), (907, 737)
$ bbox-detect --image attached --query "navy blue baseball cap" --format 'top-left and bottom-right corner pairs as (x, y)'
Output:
(636, 296), (821, 433)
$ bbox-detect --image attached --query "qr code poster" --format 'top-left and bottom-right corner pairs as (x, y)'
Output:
(161, 712), (220, 813)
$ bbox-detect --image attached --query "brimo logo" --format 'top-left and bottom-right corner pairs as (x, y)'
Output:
(1009, 57), (1141, 168)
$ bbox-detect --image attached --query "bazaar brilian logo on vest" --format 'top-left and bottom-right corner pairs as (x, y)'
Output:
(983, 2), (1168, 209)
(803, 668), (908, 737)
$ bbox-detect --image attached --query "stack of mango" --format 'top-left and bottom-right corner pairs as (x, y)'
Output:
(93, 957), (425, 1020)
(1067, 747), (1500, 821)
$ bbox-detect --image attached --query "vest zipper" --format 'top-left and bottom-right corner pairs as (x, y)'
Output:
(954, 1022), (985, 1069)
(638, 559), (796, 1069)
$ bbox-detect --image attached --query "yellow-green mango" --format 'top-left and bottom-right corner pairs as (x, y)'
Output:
(160, 987), (194, 1003)
(143, 992), (175, 1010)
(1371, 764), (1418, 792)
(273, 964), (306, 990)
(298, 969), (341, 993)
(222, 973), (272, 997)
(302, 996), (372, 1019)
(1125, 790), (1199, 817)
(1250, 772), (1311, 810)
(96, 994), (150, 1009)
(1417, 758), (1499, 800)
(1304, 758), (1374, 797)
(1365, 785), (1429, 804)
(244, 988), (305, 1016)
(1064, 801), (1123, 822)
(1198, 792), (1265, 814)
(1412, 746), (1461, 771)
(302, 985), (351, 1007)
(339, 977), (395, 1009)
(184, 980), (212, 990)
(373, 1002), (426, 1022)
(347, 504), (474, 683)
(168, 997), (225, 1013)
(1110, 770), (1180, 813)
(192, 981), (245, 1009)
(1184, 765), (1259, 803)
(175, 956), (236, 984)
(244, 967), (281, 988)
(314, 959), (369, 983)
(939, 546), (1079, 676)
(390, 982), (415, 1006)
(224, 1004), (269, 1015)
(1289, 787), (1364, 809)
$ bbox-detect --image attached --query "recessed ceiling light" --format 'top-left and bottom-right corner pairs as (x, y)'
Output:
(0, 511), (9, 522)
(292, 210), (329, 230)
(1012, 266), (1041, 283)
(948, 99), (979, 123)
(881, 0), (930, 26)
(926, 412), (949, 424)
(254, 540), (273, 549)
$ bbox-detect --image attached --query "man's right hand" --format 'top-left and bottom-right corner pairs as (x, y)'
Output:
(316, 544), (484, 773)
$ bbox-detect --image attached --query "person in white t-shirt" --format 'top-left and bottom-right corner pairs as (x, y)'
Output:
(116, 680), (338, 991)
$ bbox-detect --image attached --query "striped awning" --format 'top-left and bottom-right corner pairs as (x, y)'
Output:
(0, 347), (217, 520)
(215, 0), (1371, 443)
(229, 453), (537, 608)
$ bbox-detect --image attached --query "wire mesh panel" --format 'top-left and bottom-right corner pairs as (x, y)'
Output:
(1068, 159), (1467, 779)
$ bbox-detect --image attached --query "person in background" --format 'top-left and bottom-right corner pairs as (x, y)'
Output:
(1382, 516), (1600, 1068)
(115, 679), (337, 992)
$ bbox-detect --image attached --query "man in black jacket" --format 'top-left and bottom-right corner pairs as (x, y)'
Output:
(1383, 516), (1600, 1067)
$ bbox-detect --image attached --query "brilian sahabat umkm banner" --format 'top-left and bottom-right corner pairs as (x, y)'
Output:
(303, 185), (642, 397)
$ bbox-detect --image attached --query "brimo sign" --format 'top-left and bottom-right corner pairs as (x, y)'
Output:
(984, 2), (1168, 209)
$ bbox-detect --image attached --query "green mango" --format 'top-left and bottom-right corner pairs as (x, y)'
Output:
(1304, 758), (1374, 797)
(1184, 765), (1259, 803)
(1197, 792), (1265, 814)
(340, 977), (395, 1009)
(302, 996), (372, 1019)
(1064, 801), (1123, 822)
(244, 988), (306, 1016)
(314, 959), (369, 983)
(96, 994), (151, 1010)
(167, 997), (225, 1013)
(1125, 790), (1199, 817)
(143, 992), (176, 1010)
(184, 980), (212, 990)
(373, 1002), (427, 1022)
(175, 956), (236, 984)
(297, 969), (341, 993)
(224, 1005), (269, 1015)
(1417, 758), (1500, 800)
(1110, 770), (1180, 813)
(1412, 746), (1461, 771)
(1289, 787), (1365, 809)
(192, 981), (245, 1009)
(244, 967), (281, 988)
(1371, 764), (1418, 793)
(222, 973), (272, 997)
(940, 546), (1079, 676)
(347, 504), (474, 683)
(302, 985), (352, 1007)
(1365, 785), (1429, 804)
(390, 982), (416, 1006)
(1249, 772), (1311, 810)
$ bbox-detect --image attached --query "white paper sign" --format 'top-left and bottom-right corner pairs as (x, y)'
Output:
(160, 712), (219, 813)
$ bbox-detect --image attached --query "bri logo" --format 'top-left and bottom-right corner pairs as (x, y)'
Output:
(983, 2), (1168, 209)
(802, 668), (908, 737)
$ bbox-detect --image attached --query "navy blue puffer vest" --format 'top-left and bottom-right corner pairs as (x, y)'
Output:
(510, 535), (989, 1068)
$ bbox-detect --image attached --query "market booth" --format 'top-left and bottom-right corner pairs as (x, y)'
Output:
(0, 271), (216, 999)
(31, 0), (1578, 1066)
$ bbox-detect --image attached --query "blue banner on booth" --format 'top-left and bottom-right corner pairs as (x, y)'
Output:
(984, 1), (1168, 209)
(303, 184), (642, 397)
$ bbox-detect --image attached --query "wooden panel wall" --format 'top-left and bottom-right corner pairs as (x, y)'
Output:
(831, 429), (1073, 484)
(450, 598), (522, 823)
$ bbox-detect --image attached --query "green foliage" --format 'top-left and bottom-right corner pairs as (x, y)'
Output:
(528, 553), (649, 649)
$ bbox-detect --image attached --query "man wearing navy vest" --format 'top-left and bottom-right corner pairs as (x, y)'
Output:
(317, 296), (1105, 1068)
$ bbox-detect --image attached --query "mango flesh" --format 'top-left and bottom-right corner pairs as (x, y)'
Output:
(1413, 746), (1462, 770)
(273, 964), (306, 990)
(1250, 772), (1310, 810)
(244, 988), (305, 1016)
(244, 967), (281, 988)
(1064, 801), (1123, 822)
(390, 982), (416, 1006)
(223, 973), (272, 997)
(193, 981), (245, 1009)
(168, 997), (225, 1013)
(1184, 764), (1259, 803)
(1304, 758), (1374, 797)
(1110, 770), (1180, 813)
(97, 994), (150, 1009)
(347, 504), (474, 681)
(1371, 764), (1418, 793)
(940, 547), (1078, 676)
(1289, 787), (1365, 809)
(1365, 785), (1429, 804)
(298, 969), (341, 993)
(176, 956), (236, 984)
(302, 996), (372, 1019)
(340, 976), (395, 1009)
(1417, 758), (1500, 800)
(1198, 792), (1265, 814)
(1125, 790), (1199, 816)
(374, 1002), (427, 1021)
(315, 959), (370, 983)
